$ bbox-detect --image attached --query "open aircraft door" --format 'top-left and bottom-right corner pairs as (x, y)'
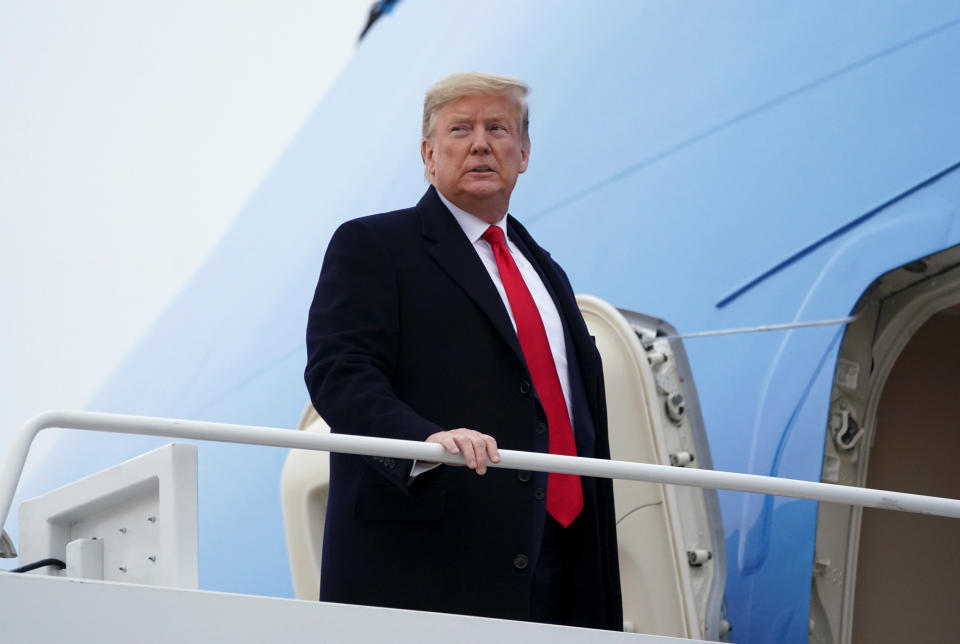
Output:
(282, 295), (727, 639)
(577, 295), (727, 639)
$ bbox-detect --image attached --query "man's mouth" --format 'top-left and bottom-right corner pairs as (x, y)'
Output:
(470, 166), (494, 173)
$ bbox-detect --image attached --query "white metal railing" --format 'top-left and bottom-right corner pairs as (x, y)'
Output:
(3, 409), (960, 534)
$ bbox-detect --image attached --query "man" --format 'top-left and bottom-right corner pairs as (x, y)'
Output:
(304, 72), (622, 630)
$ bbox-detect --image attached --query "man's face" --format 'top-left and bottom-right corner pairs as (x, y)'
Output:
(422, 93), (529, 222)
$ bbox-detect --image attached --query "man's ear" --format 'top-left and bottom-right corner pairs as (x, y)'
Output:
(519, 145), (530, 174)
(421, 139), (434, 176)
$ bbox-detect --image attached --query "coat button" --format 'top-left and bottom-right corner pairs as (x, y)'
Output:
(517, 470), (531, 483)
(520, 380), (531, 394)
(534, 487), (546, 500)
(513, 554), (528, 570)
(535, 422), (547, 435)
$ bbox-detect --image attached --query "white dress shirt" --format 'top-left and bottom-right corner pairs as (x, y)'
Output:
(437, 192), (573, 415)
(410, 192), (574, 480)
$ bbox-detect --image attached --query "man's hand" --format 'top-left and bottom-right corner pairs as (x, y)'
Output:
(426, 429), (501, 475)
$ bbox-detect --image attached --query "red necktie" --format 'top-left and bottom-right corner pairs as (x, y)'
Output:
(481, 225), (583, 527)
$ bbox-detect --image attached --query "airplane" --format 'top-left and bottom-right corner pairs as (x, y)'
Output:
(3, 2), (959, 642)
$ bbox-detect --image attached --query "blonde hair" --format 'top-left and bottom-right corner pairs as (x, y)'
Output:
(422, 72), (530, 149)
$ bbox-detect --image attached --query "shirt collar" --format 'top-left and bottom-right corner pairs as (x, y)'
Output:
(436, 190), (508, 244)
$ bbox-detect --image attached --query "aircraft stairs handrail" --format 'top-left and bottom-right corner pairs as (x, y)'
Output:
(3, 409), (960, 535)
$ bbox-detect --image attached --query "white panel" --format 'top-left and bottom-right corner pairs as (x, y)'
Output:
(0, 573), (711, 644)
(18, 443), (197, 588)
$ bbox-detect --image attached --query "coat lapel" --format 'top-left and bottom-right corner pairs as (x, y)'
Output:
(508, 216), (605, 411)
(418, 188), (526, 366)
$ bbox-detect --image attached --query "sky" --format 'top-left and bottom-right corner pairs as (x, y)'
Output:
(0, 1), (372, 458)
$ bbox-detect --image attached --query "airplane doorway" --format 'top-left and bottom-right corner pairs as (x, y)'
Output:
(809, 245), (960, 644)
(850, 307), (960, 642)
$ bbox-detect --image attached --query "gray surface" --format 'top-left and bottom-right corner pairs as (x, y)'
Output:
(0, 572), (707, 643)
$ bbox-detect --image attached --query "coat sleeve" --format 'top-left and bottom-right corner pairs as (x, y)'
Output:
(304, 218), (444, 489)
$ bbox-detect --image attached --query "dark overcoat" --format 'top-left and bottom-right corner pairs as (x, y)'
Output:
(304, 186), (622, 629)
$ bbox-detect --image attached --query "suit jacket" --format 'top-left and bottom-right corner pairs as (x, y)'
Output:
(304, 186), (622, 629)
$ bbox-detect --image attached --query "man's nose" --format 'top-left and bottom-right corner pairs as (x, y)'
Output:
(469, 129), (490, 154)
